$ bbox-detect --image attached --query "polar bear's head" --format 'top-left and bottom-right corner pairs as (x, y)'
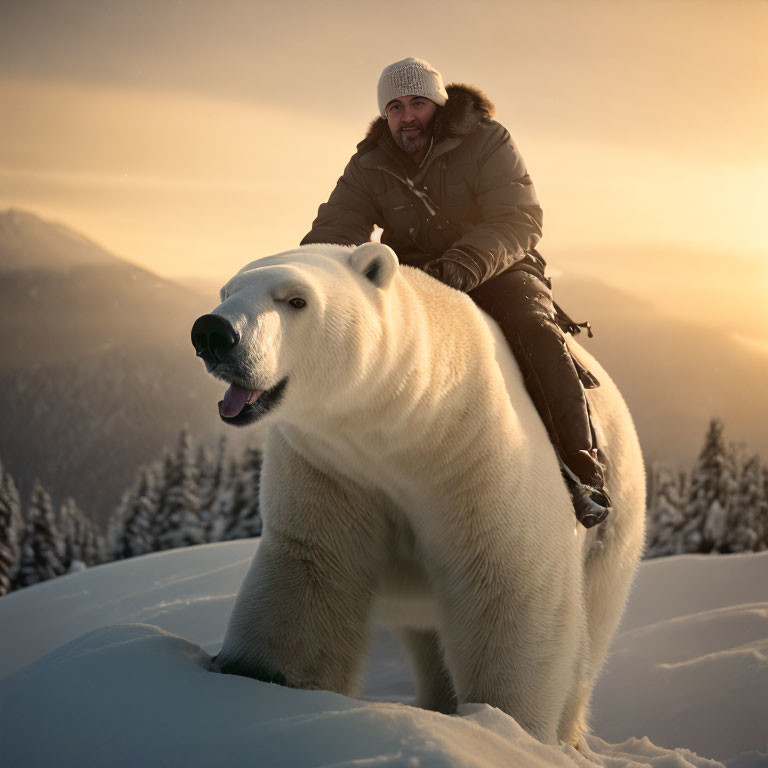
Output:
(191, 243), (400, 427)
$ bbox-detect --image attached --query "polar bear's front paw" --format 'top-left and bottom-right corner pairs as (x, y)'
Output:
(213, 653), (287, 686)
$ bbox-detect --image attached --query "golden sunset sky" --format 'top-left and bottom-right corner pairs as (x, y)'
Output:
(1, 0), (766, 338)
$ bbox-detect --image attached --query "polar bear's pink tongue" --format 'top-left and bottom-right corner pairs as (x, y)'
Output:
(220, 384), (263, 418)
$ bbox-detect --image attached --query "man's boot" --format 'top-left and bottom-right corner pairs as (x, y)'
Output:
(559, 449), (611, 528)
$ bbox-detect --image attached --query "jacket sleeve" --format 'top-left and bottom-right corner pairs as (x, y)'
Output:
(300, 155), (380, 247)
(427, 124), (543, 291)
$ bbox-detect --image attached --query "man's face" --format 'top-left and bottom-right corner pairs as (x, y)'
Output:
(385, 95), (438, 157)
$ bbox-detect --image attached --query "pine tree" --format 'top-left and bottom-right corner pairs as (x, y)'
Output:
(220, 457), (246, 540)
(107, 488), (132, 561)
(761, 466), (768, 550)
(113, 466), (160, 559)
(222, 448), (263, 541)
(205, 453), (234, 542)
(60, 498), (103, 570)
(154, 430), (205, 551)
(709, 441), (745, 552)
(148, 449), (173, 547)
(646, 464), (687, 557)
(196, 436), (227, 542)
(682, 419), (733, 553)
(0, 461), (24, 596)
(722, 454), (764, 553)
(16, 480), (66, 588)
(222, 448), (262, 541)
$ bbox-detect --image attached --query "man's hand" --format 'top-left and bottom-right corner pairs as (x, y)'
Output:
(423, 248), (482, 292)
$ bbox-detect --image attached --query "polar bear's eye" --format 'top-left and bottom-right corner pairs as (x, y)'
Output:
(288, 297), (307, 309)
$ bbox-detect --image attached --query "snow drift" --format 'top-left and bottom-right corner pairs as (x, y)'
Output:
(0, 542), (766, 767)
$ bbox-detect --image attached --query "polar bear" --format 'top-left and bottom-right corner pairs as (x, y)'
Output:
(191, 242), (646, 746)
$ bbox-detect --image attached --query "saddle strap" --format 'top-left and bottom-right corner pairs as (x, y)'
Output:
(552, 301), (601, 389)
(553, 300), (594, 339)
(571, 351), (601, 390)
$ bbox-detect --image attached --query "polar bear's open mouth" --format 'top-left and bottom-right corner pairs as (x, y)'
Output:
(218, 378), (288, 427)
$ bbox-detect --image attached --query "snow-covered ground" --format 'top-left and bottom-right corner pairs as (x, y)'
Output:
(0, 542), (766, 768)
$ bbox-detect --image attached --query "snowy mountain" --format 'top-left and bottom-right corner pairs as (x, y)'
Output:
(0, 209), (227, 524)
(0, 208), (120, 272)
(0, 543), (765, 767)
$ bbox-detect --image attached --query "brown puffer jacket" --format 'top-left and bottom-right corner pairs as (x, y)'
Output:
(301, 84), (543, 289)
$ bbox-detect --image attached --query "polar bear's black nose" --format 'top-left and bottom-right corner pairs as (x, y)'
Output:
(191, 314), (240, 371)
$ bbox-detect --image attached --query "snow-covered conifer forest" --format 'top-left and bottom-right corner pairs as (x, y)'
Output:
(645, 418), (768, 557)
(1, 416), (766, 597)
(0, 430), (262, 595)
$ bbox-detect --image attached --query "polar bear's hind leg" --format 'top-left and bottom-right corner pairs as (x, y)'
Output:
(396, 628), (458, 714)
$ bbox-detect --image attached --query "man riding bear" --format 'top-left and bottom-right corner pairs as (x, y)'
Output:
(302, 56), (610, 526)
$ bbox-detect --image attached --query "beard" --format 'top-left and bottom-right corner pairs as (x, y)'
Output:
(393, 124), (431, 156)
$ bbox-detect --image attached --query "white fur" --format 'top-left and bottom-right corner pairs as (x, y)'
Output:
(207, 243), (646, 746)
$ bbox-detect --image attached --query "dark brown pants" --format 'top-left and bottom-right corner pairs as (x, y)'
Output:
(469, 259), (603, 489)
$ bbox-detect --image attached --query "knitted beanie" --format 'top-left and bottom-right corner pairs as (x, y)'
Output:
(377, 57), (448, 117)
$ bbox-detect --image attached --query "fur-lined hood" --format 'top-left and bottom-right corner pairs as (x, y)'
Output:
(359, 83), (495, 151)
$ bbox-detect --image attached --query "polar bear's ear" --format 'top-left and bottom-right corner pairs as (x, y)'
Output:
(348, 243), (399, 290)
